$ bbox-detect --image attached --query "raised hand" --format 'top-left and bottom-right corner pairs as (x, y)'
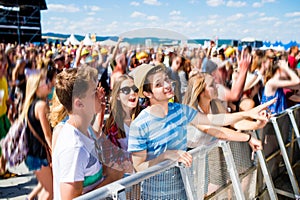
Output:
(95, 85), (106, 113)
(237, 48), (252, 71)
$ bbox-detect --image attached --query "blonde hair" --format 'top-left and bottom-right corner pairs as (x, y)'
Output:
(264, 61), (280, 85)
(182, 72), (206, 110)
(49, 90), (68, 128)
(19, 71), (46, 121)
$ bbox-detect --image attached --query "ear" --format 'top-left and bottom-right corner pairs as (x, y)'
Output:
(74, 98), (83, 109)
(143, 91), (152, 99)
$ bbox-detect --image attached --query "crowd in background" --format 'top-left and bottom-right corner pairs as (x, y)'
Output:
(0, 37), (299, 199)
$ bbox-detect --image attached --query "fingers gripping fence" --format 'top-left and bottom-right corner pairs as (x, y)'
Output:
(74, 105), (300, 200)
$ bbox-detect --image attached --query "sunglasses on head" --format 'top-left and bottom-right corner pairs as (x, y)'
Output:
(119, 86), (139, 95)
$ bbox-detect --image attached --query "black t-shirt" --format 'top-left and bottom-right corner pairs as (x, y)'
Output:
(27, 98), (47, 159)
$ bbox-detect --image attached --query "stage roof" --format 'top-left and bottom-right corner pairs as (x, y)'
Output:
(0, 0), (47, 10)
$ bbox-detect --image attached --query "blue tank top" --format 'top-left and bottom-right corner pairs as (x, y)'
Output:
(261, 87), (286, 114)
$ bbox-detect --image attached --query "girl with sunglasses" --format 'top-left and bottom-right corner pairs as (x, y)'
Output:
(103, 75), (140, 180)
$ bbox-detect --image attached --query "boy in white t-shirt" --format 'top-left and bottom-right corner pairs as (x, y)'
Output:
(53, 67), (110, 200)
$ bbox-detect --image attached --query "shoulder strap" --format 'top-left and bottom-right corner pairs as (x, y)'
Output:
(27, 119), (47, 148)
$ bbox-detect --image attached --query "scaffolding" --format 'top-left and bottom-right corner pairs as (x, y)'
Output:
(0, 0), (47, 44)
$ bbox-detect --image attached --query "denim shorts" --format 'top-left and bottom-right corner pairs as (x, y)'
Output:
(25, 155), (49, 171)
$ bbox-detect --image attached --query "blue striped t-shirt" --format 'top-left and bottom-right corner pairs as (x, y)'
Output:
(128, 102), (198, 161)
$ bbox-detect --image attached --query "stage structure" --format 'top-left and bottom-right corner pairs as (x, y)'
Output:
(0, 0), (47, 44)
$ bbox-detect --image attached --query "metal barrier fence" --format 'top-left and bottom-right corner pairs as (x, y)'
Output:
(75, 104), (300, 200)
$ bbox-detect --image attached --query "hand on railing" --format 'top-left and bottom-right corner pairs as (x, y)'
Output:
(165, 150), (192, 168)
(248, 134), (263, 152)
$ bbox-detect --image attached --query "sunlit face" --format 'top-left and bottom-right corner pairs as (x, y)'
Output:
(118, 79), (139, 110)
(204, 75), (218, 100)
(37, 77), (52, 98)
(171, 56), (182, 71)
(80, 80), (98, 121)
(147, 71), (174, 103)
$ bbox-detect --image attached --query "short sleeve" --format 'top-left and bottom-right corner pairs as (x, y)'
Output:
(59, 146), (89, 183)
(128, 121), (148, 153)
(180, 104), (198, 124)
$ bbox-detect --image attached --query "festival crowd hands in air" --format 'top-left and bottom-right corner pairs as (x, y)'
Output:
(0, 39), (299, 199)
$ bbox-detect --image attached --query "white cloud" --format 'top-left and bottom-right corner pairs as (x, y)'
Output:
(273, 21), (282, 27)
(259, 13), (266, 17)
(107, 21), (118, 29)
(285, 12), (300, 17)
(226, 1), (247, 7)
(289, 18), (300, 24)
(143, 0), (162, 6)
(169, 15), (185, 21)
(87, 12), (96, 16)
(49, 17), (69, 24)
(130, 1), (140, 6)
(206, 0), (225, 7)
(83, 5), (101, 11)
(252, 2), (263, 7)
(227, 13), (244, 21)
(253, 0), (275, 8)
(89, 6), (101, 11)
(242, 29), (249, 34)
(132, 22), (144, 27)
(130, 11), (146, 18)
(247, 12), (259, 17)
(47, 4), (80, 12)
(147, 16), (159, 21)
(259, 17), (278, 22)
(169, 10), (181, 16)
(208, 15), (219, 19)
(206, 19), (216, 25)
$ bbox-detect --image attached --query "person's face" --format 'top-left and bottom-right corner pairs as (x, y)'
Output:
(292, 47), (299, 54)
(37, 77), (52, 97)
(147, 71), (174, 103)
(172, 56), (182, 71)
(118, 79), (139, 110)
(55, 59), (64, 70)
(204, 75), (218, 100)
(80, 80), (98, 121)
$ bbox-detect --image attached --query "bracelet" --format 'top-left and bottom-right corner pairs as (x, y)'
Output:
(246, 134), (252, 142)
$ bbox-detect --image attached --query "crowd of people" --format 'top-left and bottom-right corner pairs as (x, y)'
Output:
(0, 37), (299, 199)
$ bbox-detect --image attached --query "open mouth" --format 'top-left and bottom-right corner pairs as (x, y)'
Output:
(165, 87), (173, 94)
(128, 97), (136, 102)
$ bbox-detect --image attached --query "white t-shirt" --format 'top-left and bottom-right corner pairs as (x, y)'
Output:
(53, 123), (103, 200)
(187, 105), (218, 148)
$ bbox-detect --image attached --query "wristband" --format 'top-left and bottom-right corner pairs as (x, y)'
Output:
(246, 134), (252, 142)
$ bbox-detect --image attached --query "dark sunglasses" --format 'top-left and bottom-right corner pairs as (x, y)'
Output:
(119, 86), (139, 95)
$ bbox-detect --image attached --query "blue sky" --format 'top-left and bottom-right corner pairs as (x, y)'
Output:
(41, 0), (300, 43)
